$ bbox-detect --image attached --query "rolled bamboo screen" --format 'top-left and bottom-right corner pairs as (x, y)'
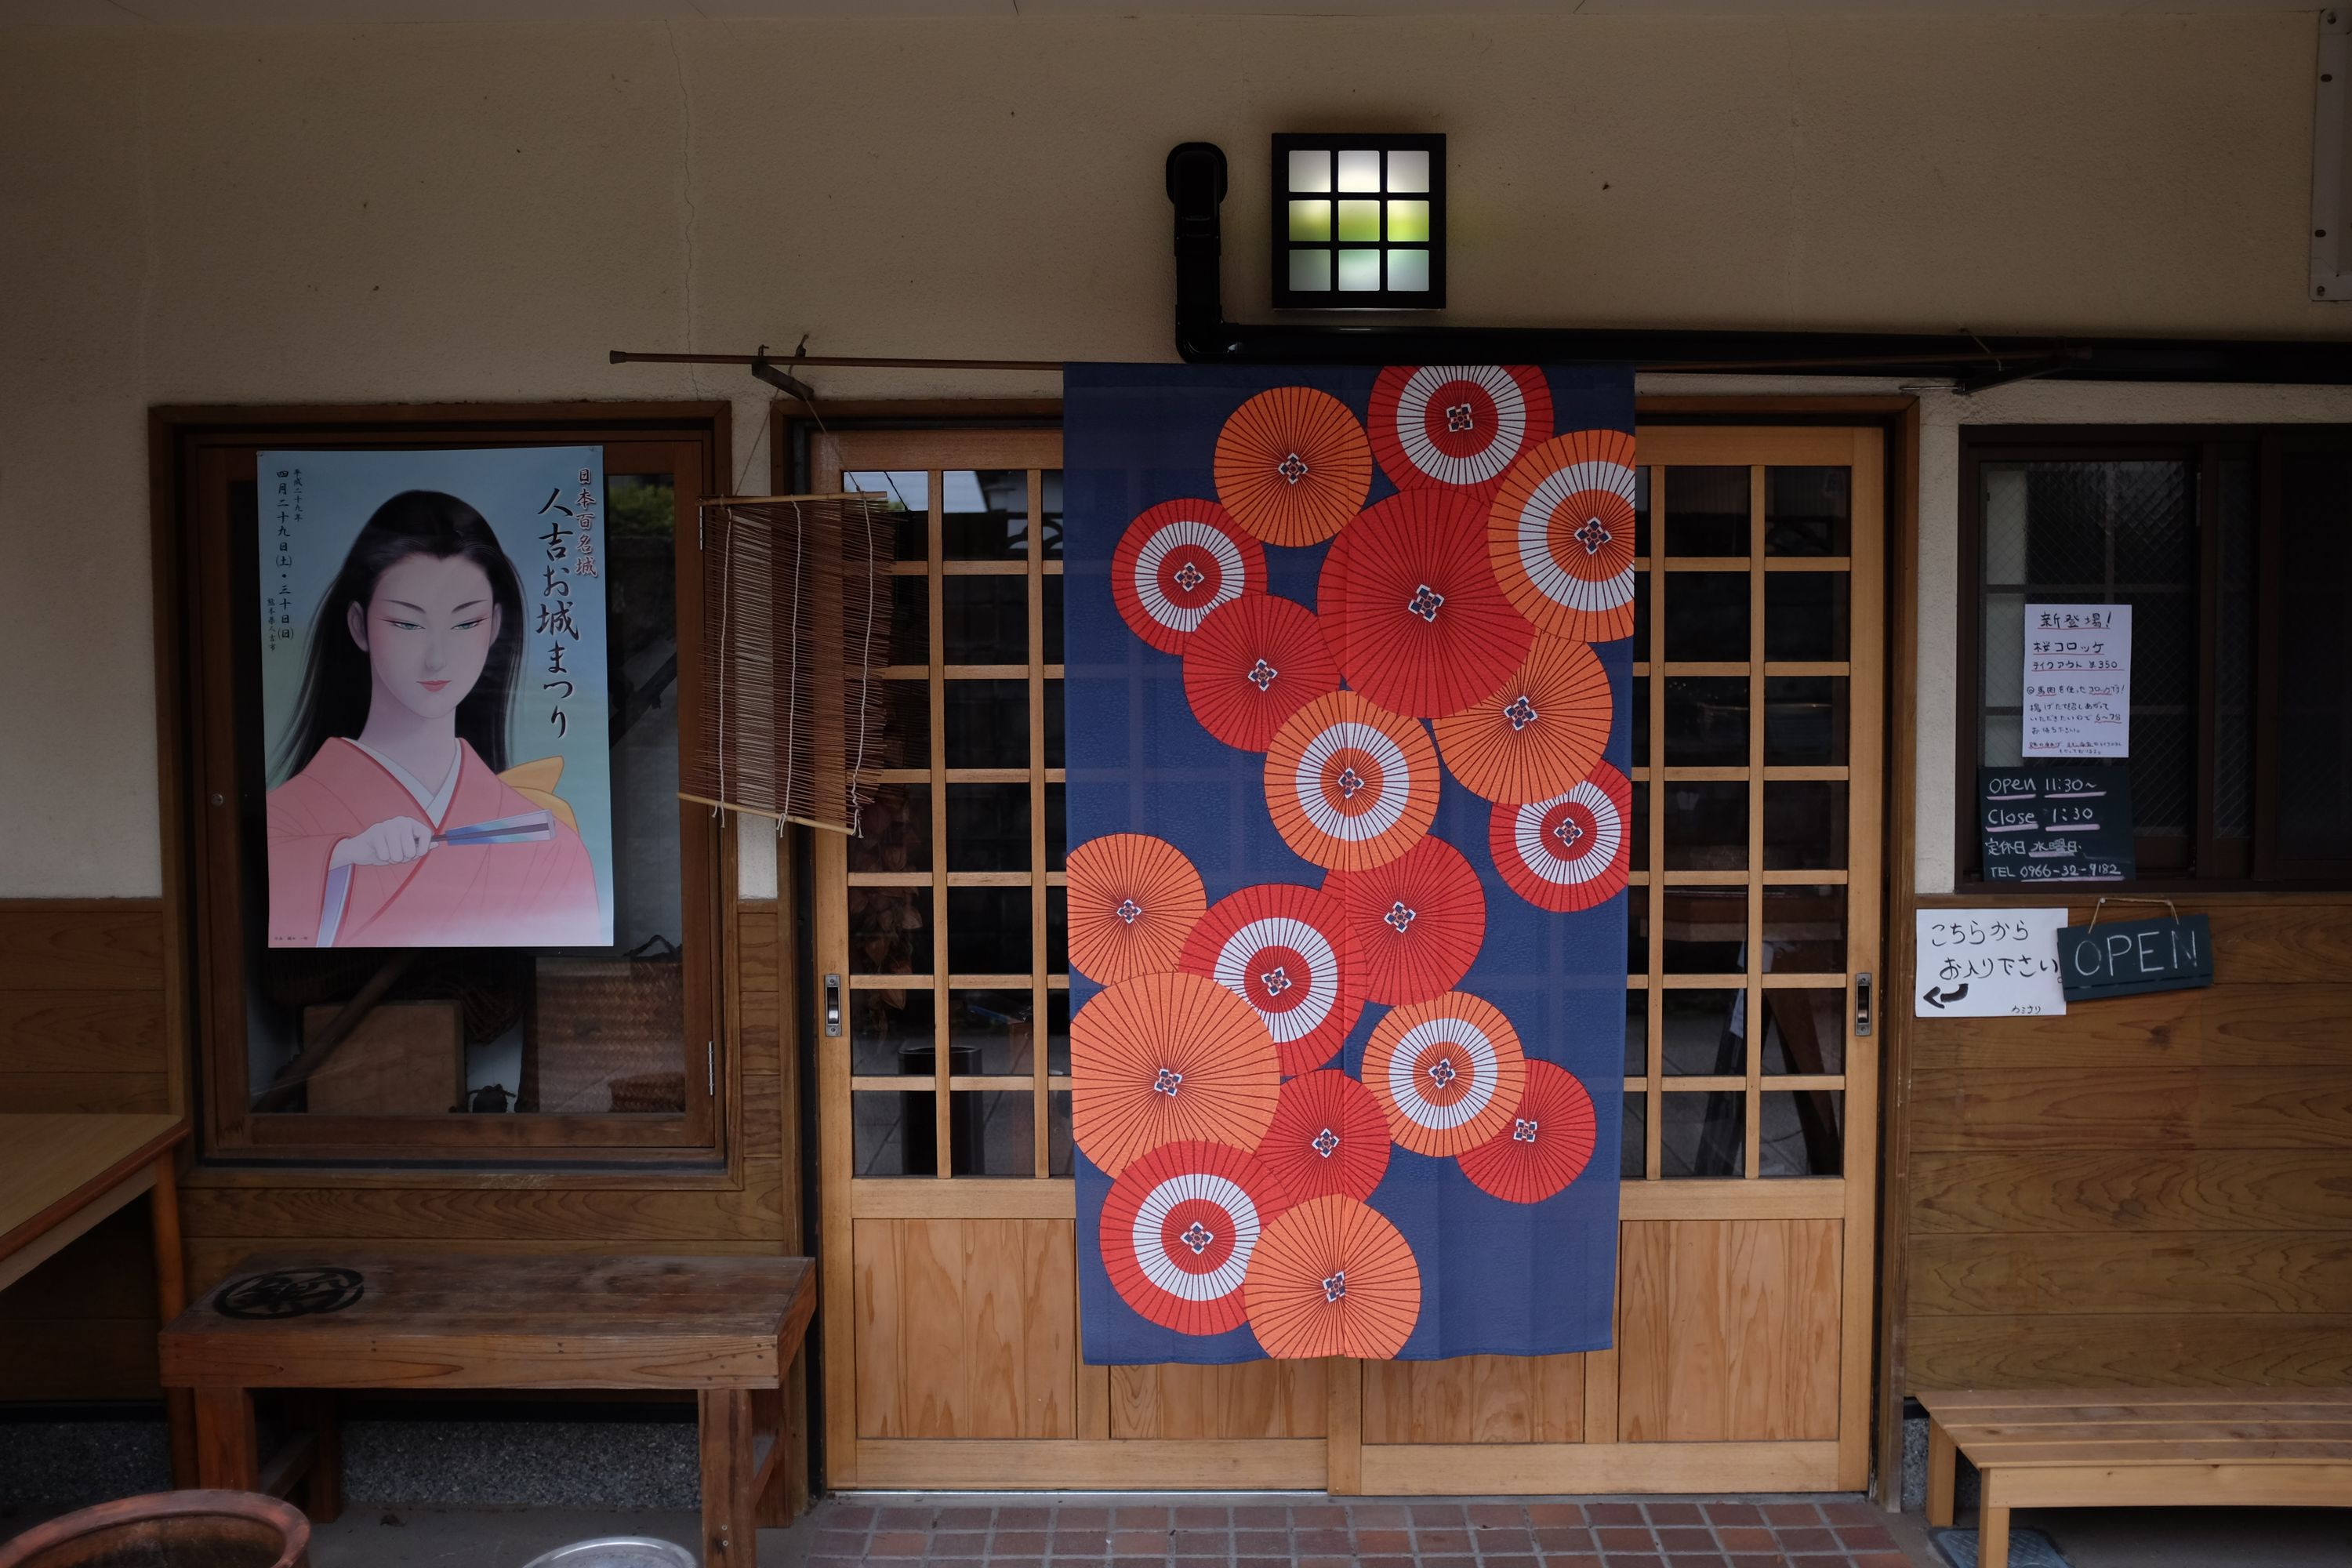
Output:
(681, 493), (891, 833)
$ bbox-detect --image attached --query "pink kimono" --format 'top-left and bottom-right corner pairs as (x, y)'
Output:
(267, 737), (601, 948)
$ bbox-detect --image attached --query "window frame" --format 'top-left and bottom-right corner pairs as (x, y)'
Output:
(157, 401), (738, 1165)
(1954, 423), (2352, 891)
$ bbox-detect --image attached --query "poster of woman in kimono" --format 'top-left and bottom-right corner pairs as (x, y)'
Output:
(259, 448), (615, 949)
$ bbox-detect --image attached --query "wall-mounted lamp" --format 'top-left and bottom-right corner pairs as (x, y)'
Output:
(1271, 132), (1445, 310)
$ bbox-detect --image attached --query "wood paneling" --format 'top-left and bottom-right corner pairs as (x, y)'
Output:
(1909, 1067), (2352, 1152)
(0, 1203), (164, 1399)
(1907, 1314), (2352, 1390)
(1109, 1361), (1327, 1440)
(1909, 1232), (2352, 1317)
(851, 1218), (1076, 1440)
(1911, 984), (2352, 1068)
(1909, 1150), (2352, 1234)
(1362, 1355), (1583, 1445)
(1617, 1219), (1840, 1443)
(1896, 895), (2352, 1401)
(0, 907), (165, 991)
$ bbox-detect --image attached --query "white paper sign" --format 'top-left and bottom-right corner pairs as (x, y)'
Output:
(2023, 604), (2131, 757)
(1915, 908), (2069, 1017)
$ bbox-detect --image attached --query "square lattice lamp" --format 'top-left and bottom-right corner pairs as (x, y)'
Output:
(1272, 133), (1446, 309)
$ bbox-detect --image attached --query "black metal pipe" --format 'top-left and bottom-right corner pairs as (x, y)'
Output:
(1166, 141), (2352, 385)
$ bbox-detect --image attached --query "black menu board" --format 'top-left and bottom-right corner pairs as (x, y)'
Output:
(1977, 764), (2135, 883)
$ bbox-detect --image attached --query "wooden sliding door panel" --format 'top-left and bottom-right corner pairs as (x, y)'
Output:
(1363, 1354), (1585, 1445)
(1617, 1218), (1842, 1443)
(852, 1217), (1076, 1439)
(1109, 1361), (1327, 1440)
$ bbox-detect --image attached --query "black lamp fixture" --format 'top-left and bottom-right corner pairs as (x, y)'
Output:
(1270, 132), (1445, 310)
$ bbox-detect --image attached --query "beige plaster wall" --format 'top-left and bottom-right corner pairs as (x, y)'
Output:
(0, 11), (2343, 896)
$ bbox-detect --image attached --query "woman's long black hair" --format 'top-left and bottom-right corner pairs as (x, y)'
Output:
(273, 489), (527, 783)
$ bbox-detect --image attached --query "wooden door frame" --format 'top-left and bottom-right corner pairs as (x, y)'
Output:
(780, 393), (1921, 1497)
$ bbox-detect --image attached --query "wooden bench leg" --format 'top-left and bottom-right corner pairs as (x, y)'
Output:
(191, 1388), (260, 1490)
(286, 1392), (343, 1524)
(1926, 1417), (1956, 1527)
(1977, 1469), (2010, 1568)
(699, 1388), (757, 1568)
(150, 1152), (199, 1490)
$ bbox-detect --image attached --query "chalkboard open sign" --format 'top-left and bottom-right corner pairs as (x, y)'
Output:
(1978, 764), (2134, 884)
(2056, 913), (2213, 1001)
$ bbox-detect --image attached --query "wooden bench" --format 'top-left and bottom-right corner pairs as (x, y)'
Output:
(1920, 1387), (2352, 1568)
(159, 1251), (815, 1568)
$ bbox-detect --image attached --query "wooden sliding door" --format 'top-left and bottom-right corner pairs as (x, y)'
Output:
(810, 421), (1884, 1493)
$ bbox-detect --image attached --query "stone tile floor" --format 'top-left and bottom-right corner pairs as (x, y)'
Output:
(794, 1497), (1923, 1568)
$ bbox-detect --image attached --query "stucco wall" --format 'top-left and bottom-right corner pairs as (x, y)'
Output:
(2, 11), (2347, 898)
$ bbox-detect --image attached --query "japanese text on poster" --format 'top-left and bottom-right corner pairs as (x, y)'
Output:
(2023, 604), (2131, 758)
(1914, 908), (2069, 1017)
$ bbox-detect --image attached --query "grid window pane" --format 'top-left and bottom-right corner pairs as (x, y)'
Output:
(1386, 149), (1431, 192)
(1289, 249), (1331, 292)
(942, 470), (1030, 560)
(1661, 1092), (1744, 1178)
(1337, 249), (1382, 291)
(1386, 249), (1429, 292)
(1766, 466), (1851, 556)
(1289, 148), (1331, 192)
(851, 988), (933, 1077)
(1386, 199), (1431, 241)
(1761, 1091), (1842, 1177)
(1664, 466), (1748, 557)
(1977, 457), (2198, 858)
(844, 470), (929, 561)
(1662, 572), (1748, 662)
(1337, 148), (1381, 191)
(1288, 200), (1332, 241)
(2279, 451), (2352, 859)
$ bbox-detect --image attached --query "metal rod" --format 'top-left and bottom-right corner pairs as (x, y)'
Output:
(612, 350), (1062, 372)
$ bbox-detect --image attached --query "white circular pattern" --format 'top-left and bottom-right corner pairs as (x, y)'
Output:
(1291, 720), (1414, 842)
(1384, 1015), (1504, 1132)
(1211, 915), (1341, 1044)
(1133, 517), (1249, 634)
(1512, 461), (1639, 615)
(1512, 778), (1624, 886)
(1392, 365), (1530, 487)
(1130, 1171), (1262, 1301)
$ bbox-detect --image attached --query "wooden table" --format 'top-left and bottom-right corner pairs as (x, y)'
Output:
(1921, 1387), (2352, 1568)
(160, 1251), (815, 1568)
(0, 1113), (193, 1476)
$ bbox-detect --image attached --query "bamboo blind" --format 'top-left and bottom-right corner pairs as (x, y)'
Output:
(682, 493), (891, 833)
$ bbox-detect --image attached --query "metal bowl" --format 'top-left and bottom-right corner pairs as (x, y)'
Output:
(517, 1538), (699, 1568)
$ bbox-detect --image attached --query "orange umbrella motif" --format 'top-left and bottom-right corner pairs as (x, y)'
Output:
(1212, 386), (1374, 546)
(1362, 990), (1528, 1158)
(1178, 882), (1363, 1077)
(1100, 1138), (1295, 1336)
(1071, 971), (1282, 1178)
(1489, 760), (1632, 913)
(1065, 833), (1208, 985)
(1487, 428), (1640, 644)
(1111, 498), (1265, 654)
(1318, 487), (1536, 719)
(1457, 1059), (1596, 1204)
(1254, 1069), (1391, 1203)
(1263, 690), (1441, 873)
(1322, 835), (1486, 1007)
(1181, 594), (1340, 753)
(1367, 365), (1555, 499)
(1243, 1194), (1422, 1359)
(1432, 636), (1614, 804)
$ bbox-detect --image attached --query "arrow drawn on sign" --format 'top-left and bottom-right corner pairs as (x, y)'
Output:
(1922, 983), (1970, 1009)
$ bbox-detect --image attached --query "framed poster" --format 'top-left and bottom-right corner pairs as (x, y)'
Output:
(257, 448), (615, 949)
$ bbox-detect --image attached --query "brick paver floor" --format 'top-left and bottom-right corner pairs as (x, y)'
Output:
(795, 1496), (1923, 1568)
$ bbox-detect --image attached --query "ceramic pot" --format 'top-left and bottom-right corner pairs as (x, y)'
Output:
(0, 1490), (309, 1568)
